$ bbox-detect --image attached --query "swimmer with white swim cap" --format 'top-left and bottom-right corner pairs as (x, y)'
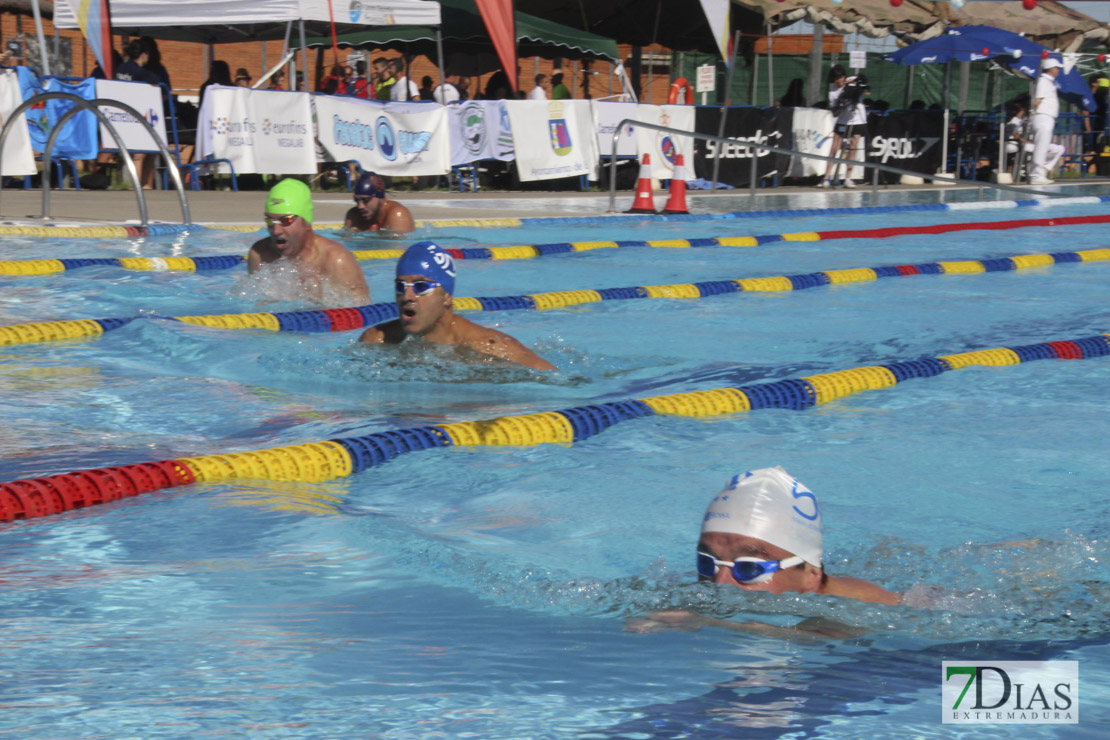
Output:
(358, 241), (556, 370)
(628, 467), (900, 638)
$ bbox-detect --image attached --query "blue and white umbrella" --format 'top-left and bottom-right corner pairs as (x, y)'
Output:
(886, 25), (1095, 111)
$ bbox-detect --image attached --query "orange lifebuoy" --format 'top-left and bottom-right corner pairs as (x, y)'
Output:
(668, 77), (694, 105)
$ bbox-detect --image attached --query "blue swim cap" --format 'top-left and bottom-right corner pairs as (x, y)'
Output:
(354, 171), (386, 199)
(396, 241), (456, 295)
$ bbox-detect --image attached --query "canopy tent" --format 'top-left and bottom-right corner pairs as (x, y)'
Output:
(300, 0), (620, 71)
(886, 25), (1096, 111)
(52, 0), (442, 44)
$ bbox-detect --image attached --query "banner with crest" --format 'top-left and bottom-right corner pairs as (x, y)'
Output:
(504, 99), (599, 182)
(447, 100), (514, 166)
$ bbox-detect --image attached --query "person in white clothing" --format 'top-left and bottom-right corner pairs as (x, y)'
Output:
(1005, 100), (1063, 178)
(528, 74), (550, 101)
(389, 59), (421, 101)
(819, 65), (869, 189)
(1030, 57), (1062, 185)
(433, 72), (465, 104)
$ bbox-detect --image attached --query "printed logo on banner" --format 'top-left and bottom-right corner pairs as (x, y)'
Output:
(260, 117), (308, 149)
(349, 1), (361, 22)
(497, 104), (513, 157)
(706, 129), (784, 160)
(548, 102), (572, 156)
(462, 103), (487, 157)
(334, 114), (374, 150)
(146, 109), (159, 126)
(376, 116), (398, 161)
(656, 112), (678, 169)
(210, 116), (255, 146)
(212, 116), (230, 135)
(870, 135), (941, 163)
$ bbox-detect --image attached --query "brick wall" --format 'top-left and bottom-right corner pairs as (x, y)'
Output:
(0, 14), (677, 104)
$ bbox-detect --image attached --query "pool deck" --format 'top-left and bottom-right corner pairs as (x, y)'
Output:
(0, 179), (1107, 227)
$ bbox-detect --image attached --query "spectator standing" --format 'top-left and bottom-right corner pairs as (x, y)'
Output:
(267, 70), (285, 90)
(115, 39), (161, 189)
(419, 75), (434, 101)
(234, 68), (252, 87)
(373, 57), (395, 100)
(390, 59), (421, 101)
(199, 60), (232, 108)
(433, 72), (465, 104)
(321, 64), (347, 95)
(529, 74), (550, 100)
(550, 72), (570, 100)
(349, 61), (371, 98)
(1030, 58), (1062, 185)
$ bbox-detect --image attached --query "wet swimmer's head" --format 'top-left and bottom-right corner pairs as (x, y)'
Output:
(354, 171), (387, 217)
(264, 178), (314, 254)
(395, 241), (456, 334)
(698, 466), (824, 594)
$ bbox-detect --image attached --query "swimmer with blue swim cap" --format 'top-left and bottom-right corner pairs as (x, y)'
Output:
(248, 178), (369, 305)
(358, 241), (555, 370)
(344, 171), (415, 234)
(628, 467), (901, 638)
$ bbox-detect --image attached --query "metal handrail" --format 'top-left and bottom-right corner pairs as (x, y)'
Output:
(0, 92), (191, 225)
(606, 119), (1067, 213)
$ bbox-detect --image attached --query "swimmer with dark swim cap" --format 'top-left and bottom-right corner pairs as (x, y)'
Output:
(628, 467), (901, 638)
(358, 241), (556, 370)
(248, 178), (369, 305)
(344, 172), (415, 234)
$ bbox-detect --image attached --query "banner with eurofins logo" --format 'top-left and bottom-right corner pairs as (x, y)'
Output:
(197, 86), (314, 174)
(313, 95), (450, 176)
(504, 100), (599, 182)
(447, 100), (513, 166)
(94, 79), (167, 152)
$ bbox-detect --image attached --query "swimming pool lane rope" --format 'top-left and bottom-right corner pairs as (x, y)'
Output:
(4, 212), (1110, 276)
(3, 244), (1108, 348)
(1, 194), (1109, 243)
(2, 331), (1108, 524)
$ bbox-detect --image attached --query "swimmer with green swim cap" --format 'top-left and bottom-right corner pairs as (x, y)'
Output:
(628, 467), (901, 639)
(248, 178), (369, 305)
(358, 241), (555, 370)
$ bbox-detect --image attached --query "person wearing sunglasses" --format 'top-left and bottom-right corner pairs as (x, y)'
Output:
(358, 241), (555, 371)
(627, 466), (900, 638)
(344, 172), (415, 235)
(248, 179), (369, 305)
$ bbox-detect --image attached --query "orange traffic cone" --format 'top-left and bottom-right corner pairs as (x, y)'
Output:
(625, 153), (658, 214)
(662, 154), (689, 215)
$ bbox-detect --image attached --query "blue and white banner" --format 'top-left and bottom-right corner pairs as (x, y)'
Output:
(0, 69), (35, 175)
(505, 99), (599, 182)
(631, 104), (698, 180)
(447, 100), (513, 165)
(94, 79), (167, 152)
(595, 100), (640, 157)
(789, 107), (834, 177)
(197, 86), (314, 174)
(17, 68), (98, 159)
(313, 95), (449, 176)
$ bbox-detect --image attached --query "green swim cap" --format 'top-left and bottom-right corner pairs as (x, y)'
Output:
(265, 178), (314, 224)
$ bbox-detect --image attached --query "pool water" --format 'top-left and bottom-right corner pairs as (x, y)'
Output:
(2, 194), (1110, 738)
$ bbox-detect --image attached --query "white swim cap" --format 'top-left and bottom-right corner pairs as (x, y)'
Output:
(701, 466), (823, 567)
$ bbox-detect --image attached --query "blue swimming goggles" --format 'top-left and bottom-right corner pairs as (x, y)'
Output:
(395, 279), (441, 296)
(696, 552), (805, 584)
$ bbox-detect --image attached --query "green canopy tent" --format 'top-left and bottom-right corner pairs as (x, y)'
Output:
(300, 0), (620, 94)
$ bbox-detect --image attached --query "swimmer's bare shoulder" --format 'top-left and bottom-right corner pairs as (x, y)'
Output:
(382, 201), (415, 233)
(457, 317), (556, 371)
(358, 320), (405, 344)
(625, 610), (869, 641)
(247, 238), (279, 271)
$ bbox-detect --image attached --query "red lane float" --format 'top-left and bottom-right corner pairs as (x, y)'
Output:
(818, 213), (1110, 242)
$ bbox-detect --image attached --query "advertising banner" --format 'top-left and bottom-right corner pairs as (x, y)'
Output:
(595, 101), (639, 157)
(505, 99), (599, 182)
(866, 111), (944, 184)
(447, 100), (513, 165)
(0, 69), (35, 175)
(197, 86), (314, 174)
(788, 107), (834, 178)
(95, 79), (167, 152)
(314, 95), (450, 175)
(692, 106), (792, 187)
(632, 104), (697, 180)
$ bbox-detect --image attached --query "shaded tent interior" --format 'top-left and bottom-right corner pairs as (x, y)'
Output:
(301, 0), (620, 79)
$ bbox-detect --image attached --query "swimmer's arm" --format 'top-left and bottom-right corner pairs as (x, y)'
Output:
(343, 207), (362, 230)
(246, 240), (268, 273)
(384, 203), (415, 234)
(822, 575), (902, 606)
(472, 330), (556, 371)
(625, 610), (868, 641)
(327, 250), (371, 304)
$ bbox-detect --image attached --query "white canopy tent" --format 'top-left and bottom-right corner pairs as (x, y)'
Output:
(53, 0), (442, 89)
